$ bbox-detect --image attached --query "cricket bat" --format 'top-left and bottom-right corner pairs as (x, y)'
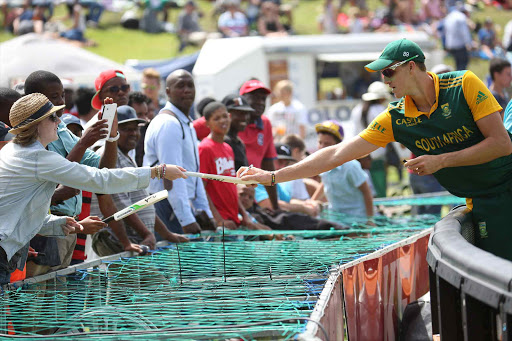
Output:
(184, 171), (259, 185)
(102, 190), (168, 223)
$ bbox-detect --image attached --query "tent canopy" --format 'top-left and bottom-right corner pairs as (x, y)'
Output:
(0, 34), (142, 88)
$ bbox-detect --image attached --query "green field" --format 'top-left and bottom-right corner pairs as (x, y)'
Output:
(1, 0), (510, 80)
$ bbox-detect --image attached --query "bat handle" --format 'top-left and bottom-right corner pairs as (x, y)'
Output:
(102, 215), (114, 223)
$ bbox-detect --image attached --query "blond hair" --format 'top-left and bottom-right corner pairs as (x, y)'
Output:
(12, 123), (39, 146)
(142, 68), (161, 81)
(273, 80), (293, 97)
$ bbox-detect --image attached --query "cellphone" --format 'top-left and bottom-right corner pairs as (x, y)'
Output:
(100, 103), (117, 141)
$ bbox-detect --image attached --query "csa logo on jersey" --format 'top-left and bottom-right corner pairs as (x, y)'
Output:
(441, 103), (452, 119)
(257, 133), (264, 146)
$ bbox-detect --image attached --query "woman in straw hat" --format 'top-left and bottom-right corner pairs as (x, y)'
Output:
(0, 93), (187, 284)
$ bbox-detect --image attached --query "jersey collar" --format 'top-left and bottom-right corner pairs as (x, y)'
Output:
(404, 72), (439, 118)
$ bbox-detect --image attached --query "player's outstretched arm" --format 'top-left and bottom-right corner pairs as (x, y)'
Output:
(238, 136), (379, 186)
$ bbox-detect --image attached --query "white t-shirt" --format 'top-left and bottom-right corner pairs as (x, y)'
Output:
(267, 99), (308, 138)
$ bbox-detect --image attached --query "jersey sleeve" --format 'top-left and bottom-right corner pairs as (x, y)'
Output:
(358, 110), (395, 147)
(462, 71), (503, 121)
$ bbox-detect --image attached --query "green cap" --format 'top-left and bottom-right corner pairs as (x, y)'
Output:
(365, 39), (425, 72)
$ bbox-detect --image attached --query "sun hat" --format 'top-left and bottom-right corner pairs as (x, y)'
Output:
(361, 81), (392, 101)
(275, 143), (296, 161)
(9, 93), (65, 135)
(91, 69), (126, 110)
(239, 79), (271, 96)
(365, 39), (425, 72)
(315, 120), (344, 142)
(117, 105), (146, 125)
(222, 94), (255, 112)
(61, 113), (83, 130)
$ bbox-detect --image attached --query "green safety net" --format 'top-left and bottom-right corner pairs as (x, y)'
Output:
(0, 213), (438, 340)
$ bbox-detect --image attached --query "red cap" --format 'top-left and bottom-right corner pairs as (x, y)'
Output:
(239, 80), (271, 96)
(91, 69), (126, 110)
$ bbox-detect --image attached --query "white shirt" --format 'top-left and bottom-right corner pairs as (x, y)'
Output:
(267, 99), (308, 138)
(0, 141), (150, 260)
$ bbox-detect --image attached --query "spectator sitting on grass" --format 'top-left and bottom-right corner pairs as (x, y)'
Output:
(218, 0), (248, 37)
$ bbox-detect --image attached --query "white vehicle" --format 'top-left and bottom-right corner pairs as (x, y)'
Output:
(192, 32), (442, 149)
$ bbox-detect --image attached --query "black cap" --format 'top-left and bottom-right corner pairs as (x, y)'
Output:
(117, 105), (146, 125)
(275, 143), (296, 161)
(222, 94), (255, 112)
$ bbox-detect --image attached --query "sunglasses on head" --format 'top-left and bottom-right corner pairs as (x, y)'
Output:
(381, 54), (419, 78)
(48, 113), (59, 122)
(106, 84), (130, 94)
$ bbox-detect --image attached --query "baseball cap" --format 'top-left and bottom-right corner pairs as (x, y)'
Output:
(275, 143), (296, 161)
(91, 70), (126, 110)
(222, 94), (255, 112)
(315, 120), (344, 142)
(365, 39), (425, 72)
(117, 105), (146, 125)
(239, 80), (271, 96)
(61, 114), (83, 130)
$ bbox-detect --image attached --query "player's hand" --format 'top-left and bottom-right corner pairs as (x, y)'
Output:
(237, 166), (270, 187)
(164, 165), (188, 181)
(165, 232), (189, 243)
(79, 216), (106, 235)
(183, 222), (201, 234)
(404, 155), (443, 176)
(80, 119), (109, 148)
(61, 217), (83, 235)
(141, 233), (157, 250)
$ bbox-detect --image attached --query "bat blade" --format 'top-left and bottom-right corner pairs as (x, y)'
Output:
(102, 190), (168, 223)
(184, 171), (259, 185)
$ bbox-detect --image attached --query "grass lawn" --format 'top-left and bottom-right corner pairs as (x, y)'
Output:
(0, 0), (510, 79)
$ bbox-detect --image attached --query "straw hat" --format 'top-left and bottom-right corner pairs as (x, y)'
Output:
(361, 81), (392, 102)
(9, 93), (65, 135)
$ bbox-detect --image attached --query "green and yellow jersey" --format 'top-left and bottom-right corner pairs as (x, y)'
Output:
(359, 71), (508, 202)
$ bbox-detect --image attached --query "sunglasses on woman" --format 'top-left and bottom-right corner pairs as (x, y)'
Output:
(381, 54), (419, 79)
(106, 84), (130, 94)
(48, 113), (59, 122)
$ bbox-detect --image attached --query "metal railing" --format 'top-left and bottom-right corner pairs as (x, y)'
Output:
(427, 206), (512, 340)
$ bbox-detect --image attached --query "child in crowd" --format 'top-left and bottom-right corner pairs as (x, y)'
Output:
(312, 120), (374, 218)
(198, 101), (261, 230)
(255, 143), (319, 217)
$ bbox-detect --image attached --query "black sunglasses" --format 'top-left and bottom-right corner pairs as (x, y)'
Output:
(48, 113), (59, 122)
(106, 84), (130, 94)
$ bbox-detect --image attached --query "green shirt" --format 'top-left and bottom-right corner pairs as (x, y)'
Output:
(360, 71), (507, 198)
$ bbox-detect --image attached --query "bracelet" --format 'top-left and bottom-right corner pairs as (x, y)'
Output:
(270, 172), (276, 186)
(161, 164), (166, 179)
(154, 166), (162, 180)
(106, 131), (120, 142)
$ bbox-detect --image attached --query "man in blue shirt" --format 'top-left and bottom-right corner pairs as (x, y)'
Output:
(144, 70), (212, 235)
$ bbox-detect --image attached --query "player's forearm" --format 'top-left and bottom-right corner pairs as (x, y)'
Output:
(439, 136), (512, 168)
(276, 136), (377, 184)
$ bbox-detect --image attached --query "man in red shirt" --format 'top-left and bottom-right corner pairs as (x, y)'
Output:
(237, 79), (279, 209)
